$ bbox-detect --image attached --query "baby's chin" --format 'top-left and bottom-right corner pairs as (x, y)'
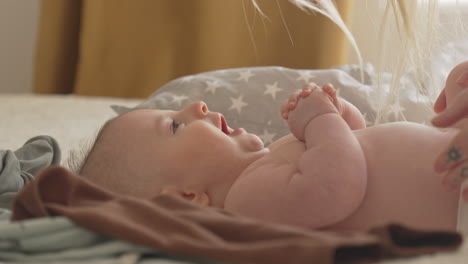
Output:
(244, 133), (269, 153)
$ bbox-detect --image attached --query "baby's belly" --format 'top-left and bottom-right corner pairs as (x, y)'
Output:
(330, 122), (460, 231)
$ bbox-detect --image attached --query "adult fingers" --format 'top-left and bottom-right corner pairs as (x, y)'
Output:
(433, 88), (447, 114)
(434, 128), (468, 173)
(440, 163), (468, 191)
(432, 89), (468, 127)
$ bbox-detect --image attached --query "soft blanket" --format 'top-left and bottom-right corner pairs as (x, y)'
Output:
(10, 166), (462, 264)
(0, 136), (60, 209)
(0, 210), (154, 262)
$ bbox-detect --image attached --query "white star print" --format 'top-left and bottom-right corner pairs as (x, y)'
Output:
(237, 70), (255, 82)
(204, 80), (222, 94)
(229, 95), (248, 114)
(180, 76), (195, 83)
(296, 71), (315, 83)
(264, 82), (283, 100)
(259, 129), (276, 145)
(387, 103), (406, 120)
(171, 94), (188, 106)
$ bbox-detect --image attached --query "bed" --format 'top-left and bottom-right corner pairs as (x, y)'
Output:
(2, 41), (468, 262)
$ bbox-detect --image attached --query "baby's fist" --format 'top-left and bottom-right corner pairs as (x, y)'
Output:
(281, 84), (316, 120)
(285, 83), (340, 141)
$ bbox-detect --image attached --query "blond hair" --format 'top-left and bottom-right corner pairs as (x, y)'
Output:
(65, 117), (115, 174)
(254, 0), (465, 123)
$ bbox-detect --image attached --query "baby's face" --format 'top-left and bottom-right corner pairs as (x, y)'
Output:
(101, 101), (269, 206)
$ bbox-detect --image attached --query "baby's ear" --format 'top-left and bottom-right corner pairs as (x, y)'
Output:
(160, 186), (210, 206)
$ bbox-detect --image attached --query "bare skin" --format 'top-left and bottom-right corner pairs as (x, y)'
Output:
(224, 84), (459, 231)
(433, 61), (468, 201)
(83, 62), (468, 232)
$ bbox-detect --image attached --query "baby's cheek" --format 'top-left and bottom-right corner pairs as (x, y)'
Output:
(243, 134), (266, 152)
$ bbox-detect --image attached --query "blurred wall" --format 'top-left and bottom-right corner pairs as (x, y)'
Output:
(0, 0), (40, 93)
(347, 0), (398, 70)
(4, 0), (466, 94)
(348, 0), (468, 70)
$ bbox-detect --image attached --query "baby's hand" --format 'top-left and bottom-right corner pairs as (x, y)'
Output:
(281, 83), (341, 141)
(281, 84), (314, 120)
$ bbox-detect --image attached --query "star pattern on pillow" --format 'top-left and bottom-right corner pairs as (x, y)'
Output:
(259, 129), (276, 145)
(205, 80), (222, 94)
(171, 94), (188, 106)
(296, 71), (316, 83)
(180, 75), (195, 83)
(229, 95), (248, 114)
(237, 70), (255, 82)
(117, 65), (434, 146)
(264, 82), (283, 100)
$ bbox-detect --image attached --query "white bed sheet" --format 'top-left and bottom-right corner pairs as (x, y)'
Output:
(1, 93), (467, 264)
(0, 94), (142, 165)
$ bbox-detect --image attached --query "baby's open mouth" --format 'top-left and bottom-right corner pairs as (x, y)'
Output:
(220, 115), (232, 135)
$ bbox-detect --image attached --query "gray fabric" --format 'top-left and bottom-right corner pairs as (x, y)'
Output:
(111, 65), (435, 147)
(0, 136), (61, 209)
(0, 212), (207, 263)
(0, 214), (153, 261)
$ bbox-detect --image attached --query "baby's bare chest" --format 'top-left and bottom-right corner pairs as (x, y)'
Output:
(265, 123), (460, 230)
(341, 123), (460, 230)
(266, 134), (305, 166)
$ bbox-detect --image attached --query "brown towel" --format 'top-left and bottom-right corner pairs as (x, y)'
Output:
(11, 166), (462, 264)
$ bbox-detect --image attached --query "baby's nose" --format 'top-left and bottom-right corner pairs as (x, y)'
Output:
(186, 101), (208, 117)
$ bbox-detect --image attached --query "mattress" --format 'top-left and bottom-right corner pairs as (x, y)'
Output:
(1, 93), (467, 263)
(0, 94), (142, 165)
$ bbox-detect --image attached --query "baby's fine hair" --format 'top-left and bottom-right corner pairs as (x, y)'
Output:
(65, 117), (115, 174)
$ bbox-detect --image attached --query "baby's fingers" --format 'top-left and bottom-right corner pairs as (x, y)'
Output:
(434, 129), (468, 173)
(281, 89), (301, 119)
(280, 102), (290, 119)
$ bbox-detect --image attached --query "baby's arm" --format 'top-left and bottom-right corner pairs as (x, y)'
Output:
(341, 100), (367, 130)
(282, 86), (366, 130)
(225, 84), (367, 229)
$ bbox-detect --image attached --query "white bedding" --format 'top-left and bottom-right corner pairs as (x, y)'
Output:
(1, 93), (468, 263)
(0, 94), (142, 165)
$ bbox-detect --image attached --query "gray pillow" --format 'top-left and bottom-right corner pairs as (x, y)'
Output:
(112, 65), (432, 145)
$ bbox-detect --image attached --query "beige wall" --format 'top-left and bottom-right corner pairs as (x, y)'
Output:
(1, 1), (466, 94)
(0, 0), (40, 93)
(347, 0), (399, 70)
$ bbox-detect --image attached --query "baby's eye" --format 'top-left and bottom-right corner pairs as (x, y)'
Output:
(172, 120), (181, 134)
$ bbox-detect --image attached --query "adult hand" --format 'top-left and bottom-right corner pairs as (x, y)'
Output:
(432, 88), (468, 127)
(432, 86), (468, 201)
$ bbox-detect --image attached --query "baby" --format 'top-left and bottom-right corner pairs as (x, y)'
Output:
(79, 62), (468, 232)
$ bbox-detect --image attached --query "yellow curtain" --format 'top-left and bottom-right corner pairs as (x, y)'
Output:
(34, 0), (353, 98)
